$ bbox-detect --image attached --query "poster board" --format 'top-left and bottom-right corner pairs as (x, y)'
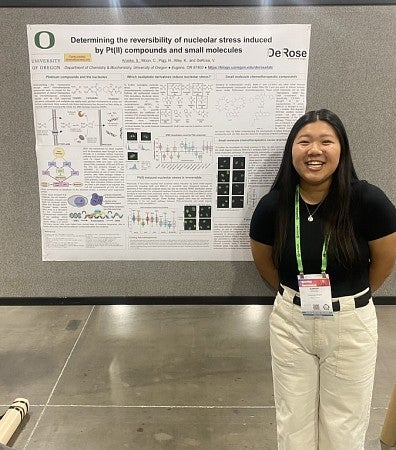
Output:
(0, 5), (395, 299)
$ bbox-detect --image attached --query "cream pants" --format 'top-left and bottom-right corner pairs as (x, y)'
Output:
(270, 285), (378, 450)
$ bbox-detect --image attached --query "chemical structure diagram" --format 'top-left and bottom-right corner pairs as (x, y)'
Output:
(215, 92), (275, 129)
(70, 83), (123, 101)
(35, 108), (123, 146)
(159, 82), (212, 126)
(129, 209), (177, 234)
(153, 136), (213, 168)
(41, 146), (82, 188)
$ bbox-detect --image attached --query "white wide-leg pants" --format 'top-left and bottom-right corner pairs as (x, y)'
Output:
(270, 285), (378, 450)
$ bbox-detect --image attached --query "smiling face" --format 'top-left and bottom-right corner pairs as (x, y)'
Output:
(292, 120), (341, 192)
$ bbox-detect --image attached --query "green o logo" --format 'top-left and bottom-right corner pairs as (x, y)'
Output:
(34, 31), (55, 49)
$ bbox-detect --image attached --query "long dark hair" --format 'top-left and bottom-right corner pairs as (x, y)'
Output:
(271, 109), (359, 268)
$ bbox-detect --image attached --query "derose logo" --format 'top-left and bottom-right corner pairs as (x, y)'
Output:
(268, 48), (307, 58)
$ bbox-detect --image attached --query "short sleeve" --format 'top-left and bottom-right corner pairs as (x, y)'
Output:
(357, 181), (396, 241)
(249, 190), (279, 245)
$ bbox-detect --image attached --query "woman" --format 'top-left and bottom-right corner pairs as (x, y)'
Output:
(250, 109), (396, 450)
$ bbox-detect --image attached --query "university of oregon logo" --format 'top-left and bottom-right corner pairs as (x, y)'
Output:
(34, 31), (55, 49)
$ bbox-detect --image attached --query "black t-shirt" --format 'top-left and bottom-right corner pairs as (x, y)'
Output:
(250, 180), (396, 297)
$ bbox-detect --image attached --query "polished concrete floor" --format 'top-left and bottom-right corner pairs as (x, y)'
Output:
(0, 304), (395, 450)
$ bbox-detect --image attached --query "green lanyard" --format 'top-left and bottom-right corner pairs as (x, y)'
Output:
(295, 185), (329, 277)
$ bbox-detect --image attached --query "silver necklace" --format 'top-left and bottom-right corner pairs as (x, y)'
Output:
(303, 198), (324, 222)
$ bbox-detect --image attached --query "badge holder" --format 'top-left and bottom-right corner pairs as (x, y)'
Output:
(298, 272), (333, 316)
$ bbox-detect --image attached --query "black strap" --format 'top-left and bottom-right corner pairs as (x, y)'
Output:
(278, 285), (371, 311)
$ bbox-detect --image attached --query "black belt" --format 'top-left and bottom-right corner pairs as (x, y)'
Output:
(278, 285), (371, 311)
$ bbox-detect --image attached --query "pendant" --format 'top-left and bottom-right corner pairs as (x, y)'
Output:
(308, 215), (313, 222)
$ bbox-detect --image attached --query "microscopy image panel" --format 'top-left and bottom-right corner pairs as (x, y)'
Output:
(232, 196), (244, 208)
(218, 170), (230, 183)
(232, 183), (244, 196)
(184, 206), (197, 218)
(218, 157), (231, 169)
(233, 157), (245, 169)
(217, 196), (230, 208)
(141, 132), (151, 141)
(199, 206), (211, 218)
(127, 132), (138, 141)
(127, 152), (138, 161)
(184, 219), (197, 230)
(199, 219), (211, 230)
(232, 170), (245, 182)
(217, 184), (229, 196)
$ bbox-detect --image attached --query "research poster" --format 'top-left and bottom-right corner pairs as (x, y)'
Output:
(27, 24), (311, 261)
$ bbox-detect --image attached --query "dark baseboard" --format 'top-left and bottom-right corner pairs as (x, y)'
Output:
(2, 0), (394, 7)
(0, 296), (394, 306)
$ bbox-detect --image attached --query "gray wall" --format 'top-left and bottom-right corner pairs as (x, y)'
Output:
(0, 6), (395, 298)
